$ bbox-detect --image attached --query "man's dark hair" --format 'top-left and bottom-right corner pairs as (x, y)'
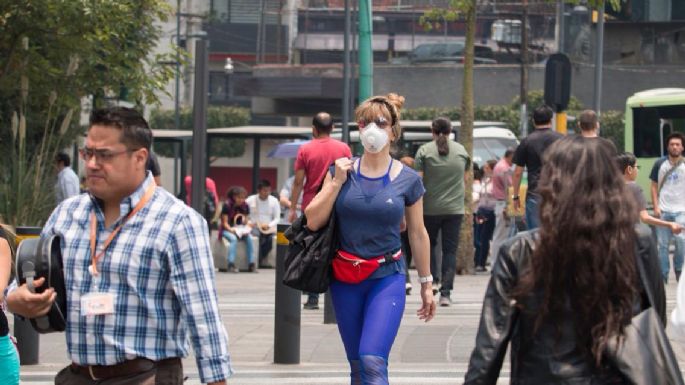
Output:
(615, 151), (637, 173)
(89, 107), (152, 151)
(312, 112), (333, 134)
(504, 147), (515, 158)
(532, 105), (554, 126)
(578, 110), (598, 131)
(55, 152), (71, 167)
(666, 131), (685, 147)
(257, 179), (271, 190)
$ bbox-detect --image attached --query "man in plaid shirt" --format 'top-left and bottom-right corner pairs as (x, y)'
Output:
(7, 107), (232, 384)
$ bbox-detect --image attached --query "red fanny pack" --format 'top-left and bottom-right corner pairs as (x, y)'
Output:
(332, 249), (402, 284)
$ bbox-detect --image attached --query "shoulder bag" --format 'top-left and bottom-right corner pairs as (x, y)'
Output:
(282, 208), (338, 293)
(604, 245), (685, 385)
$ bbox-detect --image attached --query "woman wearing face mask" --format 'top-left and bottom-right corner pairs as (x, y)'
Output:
(305, 93), (435, 385)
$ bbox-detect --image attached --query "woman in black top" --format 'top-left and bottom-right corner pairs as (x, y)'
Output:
(0, 225), (19, 384)
(465, 136), (666, 384)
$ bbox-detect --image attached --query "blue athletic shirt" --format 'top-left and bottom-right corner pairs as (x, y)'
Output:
(331, 159), (425, 279)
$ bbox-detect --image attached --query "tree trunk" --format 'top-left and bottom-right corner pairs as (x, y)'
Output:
(456, 1), (476, 275)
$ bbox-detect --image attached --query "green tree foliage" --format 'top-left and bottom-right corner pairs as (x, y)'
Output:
(0, 0), (176, 225)
(149, 106), (250, 160)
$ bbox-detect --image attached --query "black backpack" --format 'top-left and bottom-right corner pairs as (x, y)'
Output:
(15, 235), (67, 333)
(204, 190), (217, 220)
(282, 208), (338, 293)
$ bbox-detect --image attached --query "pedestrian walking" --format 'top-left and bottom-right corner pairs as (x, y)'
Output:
(464, 135), (666, 385)
(220, 186), (256, 273)
(290, 111), (352, 310)
(247, 180), (280, 269)
(147, 151), (162, 187)
(304, 93), (435, 385)
(184, 175), (220, 230)
(474, 159), (497, 272)
(0, 225), (19, 385)
(7, 107), (232, 384)
(279, 175), (303, 223)
(396, 152), (415, 295)
(54, 152), (80, 203)
(649, 132), (685, 283)
(578, 109), (600, 138)
(511, 104), (563, 230)
(414, 117), (470, 307)
(617, 152), (683, 234)
(489, 148), (516, 266)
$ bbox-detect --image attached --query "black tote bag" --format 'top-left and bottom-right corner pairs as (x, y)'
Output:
(605, 247), (684, 385)
(282, 208), (338, 293)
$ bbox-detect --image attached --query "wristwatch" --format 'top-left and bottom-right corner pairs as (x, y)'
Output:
(418, 275), (433, 284)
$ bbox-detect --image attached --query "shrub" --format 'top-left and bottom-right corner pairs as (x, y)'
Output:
(149, 106), (250, 159)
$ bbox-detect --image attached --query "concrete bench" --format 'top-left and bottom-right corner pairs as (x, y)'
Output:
(211, 230), (276, 271)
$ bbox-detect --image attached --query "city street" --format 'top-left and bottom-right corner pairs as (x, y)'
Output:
(13, 268), (685, 384)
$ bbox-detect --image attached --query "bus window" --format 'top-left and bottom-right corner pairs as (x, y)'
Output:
(632, 105), (685, 158)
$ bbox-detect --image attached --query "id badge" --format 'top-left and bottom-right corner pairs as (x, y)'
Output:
(81, 292), (115, 316)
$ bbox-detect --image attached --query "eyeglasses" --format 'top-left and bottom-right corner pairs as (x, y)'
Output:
(79, 147), (133, 164)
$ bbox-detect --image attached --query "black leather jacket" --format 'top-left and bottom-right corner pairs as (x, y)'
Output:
(464, 224), (665, 385)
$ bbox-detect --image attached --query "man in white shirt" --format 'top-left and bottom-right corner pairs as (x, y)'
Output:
(246, 180), (281, 268)
(54, 152), (80, 203)
(650, 132), (685, 283)
(279, 175), (304, 223)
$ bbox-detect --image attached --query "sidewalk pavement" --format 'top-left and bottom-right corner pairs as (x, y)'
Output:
(14, 268), (685, 384)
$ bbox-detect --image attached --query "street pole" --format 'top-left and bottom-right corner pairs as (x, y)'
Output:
(593, 3), (605, 116)
(342, 0), (351, 144)
(358, 0), (373, 102)
(519, 0), (529, 137)
(556, 0), (565, 53)
(190, 37), (208, 214)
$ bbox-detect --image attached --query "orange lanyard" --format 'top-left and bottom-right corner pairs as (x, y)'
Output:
(89, 182), (156, 276)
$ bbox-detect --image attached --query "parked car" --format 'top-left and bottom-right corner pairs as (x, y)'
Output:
(408, 43), (497, 64)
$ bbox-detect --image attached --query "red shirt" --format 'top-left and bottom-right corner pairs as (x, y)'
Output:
(184, 176), (219, 207)
(294, 137), (352, 210)
(491, 158), (512, 201)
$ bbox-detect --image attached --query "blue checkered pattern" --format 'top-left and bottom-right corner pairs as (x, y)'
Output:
(42, 173), (232, 383)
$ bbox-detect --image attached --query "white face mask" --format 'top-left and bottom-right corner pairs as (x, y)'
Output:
(360, 122), (389, 153)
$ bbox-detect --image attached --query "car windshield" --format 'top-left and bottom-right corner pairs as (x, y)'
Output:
(473, 137), (517, 166)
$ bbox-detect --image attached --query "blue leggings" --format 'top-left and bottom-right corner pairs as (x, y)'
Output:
(330, 273), (406, 385)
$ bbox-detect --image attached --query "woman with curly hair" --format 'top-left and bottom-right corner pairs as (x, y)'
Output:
(464, 136), (666, 384)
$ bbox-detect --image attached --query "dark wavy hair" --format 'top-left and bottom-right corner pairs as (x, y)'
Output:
(512, 136), (638, 365)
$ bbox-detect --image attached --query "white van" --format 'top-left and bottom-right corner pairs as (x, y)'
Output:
(334, 120), (519, 166)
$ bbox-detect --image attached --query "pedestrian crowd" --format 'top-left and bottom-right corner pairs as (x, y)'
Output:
(2, 101), (685, 385)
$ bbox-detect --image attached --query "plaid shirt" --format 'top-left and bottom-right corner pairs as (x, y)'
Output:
(42, 173), (232, 383)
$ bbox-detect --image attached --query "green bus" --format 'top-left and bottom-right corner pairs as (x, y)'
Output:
(624, 88), (685, 203)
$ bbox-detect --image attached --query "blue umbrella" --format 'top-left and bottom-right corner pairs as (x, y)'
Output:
(267, 140), (309, 158)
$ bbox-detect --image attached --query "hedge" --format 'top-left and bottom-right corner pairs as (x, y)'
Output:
(149, 106), (250, 158)
(403, 90), (626, 151)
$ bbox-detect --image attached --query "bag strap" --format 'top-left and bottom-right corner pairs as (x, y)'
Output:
(658, 158), (684, 195)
